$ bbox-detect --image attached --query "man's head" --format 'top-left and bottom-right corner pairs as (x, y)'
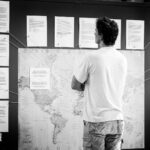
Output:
(95, 17), (118, 46)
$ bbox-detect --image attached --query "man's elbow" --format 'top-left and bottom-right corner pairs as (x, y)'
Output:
(71, 76), (85, 91)
(71, 83), (84, 91)
(71, 76), (77, 90)
(71, 82), (77, 90)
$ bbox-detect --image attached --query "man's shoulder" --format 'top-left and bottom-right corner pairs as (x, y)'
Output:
(86, 50), (100, 59)
(114, 49), (126, 59)
(115, 50), (127, 67)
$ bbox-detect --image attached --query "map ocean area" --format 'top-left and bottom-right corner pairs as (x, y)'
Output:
(18, 48), (144, 150)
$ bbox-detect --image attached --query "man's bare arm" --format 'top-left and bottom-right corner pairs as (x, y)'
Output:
(71, 75), (85, 91)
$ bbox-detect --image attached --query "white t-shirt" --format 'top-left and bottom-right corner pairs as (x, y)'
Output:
(74, 47), (127, 122)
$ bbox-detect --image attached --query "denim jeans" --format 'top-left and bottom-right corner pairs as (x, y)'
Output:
(83, 120), (124, 150)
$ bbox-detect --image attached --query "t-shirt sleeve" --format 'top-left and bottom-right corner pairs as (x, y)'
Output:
(73, 55), (89, 84)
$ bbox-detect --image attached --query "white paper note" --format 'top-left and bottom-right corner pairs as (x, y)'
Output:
(0, 68), (9, 99)
(0, 1), (9, 33)
(0, 101), (8, 132)
(79, 18), (98, 48)
(30, 68), (50, 89)
(0, 133), (2, 141)
(55, 16), (74, 47)
(27, 16), (47, 47)
(0, 34), (9, 66)
(126, 20), (144, 50)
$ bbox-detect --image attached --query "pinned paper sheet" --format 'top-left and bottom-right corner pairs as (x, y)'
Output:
(0, 1), (9, 33)
(55, 16), (74, 47)
(126, 20), (144, 50)
(79, 18), (98, 48)
(30, 68), (50, 89)
(27, 16), (47, 47)
(0, 34), (9, 66)
(0, 68), (9, 99)
(0, 101), (9, 132)
(0, 133), (2, 142)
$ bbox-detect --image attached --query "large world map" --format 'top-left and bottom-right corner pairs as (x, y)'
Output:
(18, 48), (144, 150)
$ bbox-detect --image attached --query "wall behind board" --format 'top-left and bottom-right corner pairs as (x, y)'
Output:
(0, 0), (149, 150)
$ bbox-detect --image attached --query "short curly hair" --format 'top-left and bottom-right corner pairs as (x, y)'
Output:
(96, 17), (118, 46)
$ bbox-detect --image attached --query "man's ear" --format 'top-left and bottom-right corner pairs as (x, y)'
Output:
(99, 34), (103, 41)
(96, 34), (103, 45)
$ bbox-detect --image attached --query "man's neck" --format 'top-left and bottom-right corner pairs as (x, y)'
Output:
(98, 41), (107, 49)
(98, 43), (114, 50)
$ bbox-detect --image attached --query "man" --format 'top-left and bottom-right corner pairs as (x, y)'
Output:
(71, 17), (127, 150)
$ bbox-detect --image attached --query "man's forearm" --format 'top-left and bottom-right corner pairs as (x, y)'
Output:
(71, 76), (85, 91)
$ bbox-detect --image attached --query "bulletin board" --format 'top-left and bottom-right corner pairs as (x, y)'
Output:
(18, 48), (144, 150)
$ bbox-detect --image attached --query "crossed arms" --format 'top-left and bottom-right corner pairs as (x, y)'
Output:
(71, 75), (85, 91)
